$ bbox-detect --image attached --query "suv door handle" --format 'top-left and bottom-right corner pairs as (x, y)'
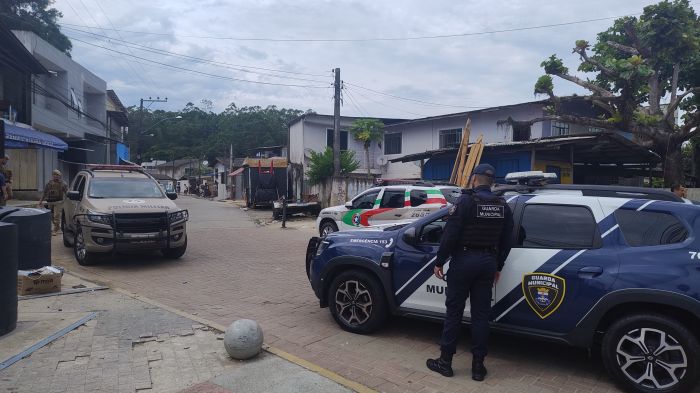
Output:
(578, 266), (603, 278)
(394, 214), (402, 217)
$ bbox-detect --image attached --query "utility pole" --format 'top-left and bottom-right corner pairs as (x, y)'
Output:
(333, 68), (341, 176)
(133, 97), (168, 164)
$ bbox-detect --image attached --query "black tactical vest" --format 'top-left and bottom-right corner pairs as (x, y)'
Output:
(460, 193), (507, 248)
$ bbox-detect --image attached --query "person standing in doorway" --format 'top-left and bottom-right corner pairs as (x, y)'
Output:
(426, 164), (514, 382)
(38, 170), (69, 235)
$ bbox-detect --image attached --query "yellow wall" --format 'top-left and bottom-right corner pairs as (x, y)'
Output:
(534, 160), (573, 184)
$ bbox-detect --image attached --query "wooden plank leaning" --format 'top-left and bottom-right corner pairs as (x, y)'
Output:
(449, 119), (471, 184)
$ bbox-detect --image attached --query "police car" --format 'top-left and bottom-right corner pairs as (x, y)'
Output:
(306, 174), (699, 393)
(316, 181), (461, 236)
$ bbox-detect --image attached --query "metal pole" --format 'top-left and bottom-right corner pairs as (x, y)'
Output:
(333, 68), (341, 176)
(281, 196), (287, 228)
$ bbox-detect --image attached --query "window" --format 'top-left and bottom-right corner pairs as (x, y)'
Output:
(326, 129), (348, 151)
(439, 129), (462, 149)
(419, 216), (448, 244)
(551, 121), (570, 136)
(517, 204), (599, 249)
(89, 179), (165, 198)
(384, 133), (402, 155)
(615, 210), (688, 247)
(410, 189), (428, 207)
(380, 189), (406, 208)
(352, 189), (380, 209)
(72, 176), (86, 198)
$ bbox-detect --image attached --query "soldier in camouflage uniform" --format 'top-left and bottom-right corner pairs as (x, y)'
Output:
(39, 169), (69, 235)
(0, 154), (12, 205)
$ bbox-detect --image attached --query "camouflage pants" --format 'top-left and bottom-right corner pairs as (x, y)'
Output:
(47, 201), (62, 231)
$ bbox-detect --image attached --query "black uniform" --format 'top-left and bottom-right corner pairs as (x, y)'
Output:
(434, 184), (514, 361)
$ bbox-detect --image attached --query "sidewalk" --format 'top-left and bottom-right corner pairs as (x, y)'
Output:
(0, 273), (353, 393)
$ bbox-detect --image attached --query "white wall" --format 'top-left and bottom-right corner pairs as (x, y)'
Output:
(383, 103), (545, 178)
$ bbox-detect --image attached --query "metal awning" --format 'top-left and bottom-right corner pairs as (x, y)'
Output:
(3, 120), (68, 151)
(390, 133), (660, 165)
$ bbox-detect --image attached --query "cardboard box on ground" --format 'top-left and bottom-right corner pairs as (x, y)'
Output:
(17, 266), (63, 296)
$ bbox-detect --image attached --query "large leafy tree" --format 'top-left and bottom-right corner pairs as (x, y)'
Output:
(349, 118), (385, 176)
(0, 0), (72, 55)
(530, 0), (700, 186)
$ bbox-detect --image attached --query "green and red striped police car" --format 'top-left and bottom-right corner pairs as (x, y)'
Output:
(316, 182), (460, 236)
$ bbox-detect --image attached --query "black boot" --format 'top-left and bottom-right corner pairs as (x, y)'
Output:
(426, 357), (454, 377)
(471, 358), (487, 381)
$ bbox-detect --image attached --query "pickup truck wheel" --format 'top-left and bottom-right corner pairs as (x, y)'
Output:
(61, 213), (71, 247)
(162, 237), (187, 259)
(327, 270), (388, 334)
(601, 313), (699, 393)
(320, 221), (338, 237)
(74, 225), (98, 266)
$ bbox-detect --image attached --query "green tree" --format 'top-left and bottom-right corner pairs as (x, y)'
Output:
(306, 148), (360, 185)
(528, 0), (700, 186)
(349, 118), (385, 176)
(0, 0), (72, 55)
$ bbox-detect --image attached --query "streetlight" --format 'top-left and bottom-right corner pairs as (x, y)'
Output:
(140, 115), (182, 136)
(135, 115), (182, 163)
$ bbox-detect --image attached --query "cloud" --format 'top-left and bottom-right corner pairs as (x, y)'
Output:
(53, 0), (665, 118)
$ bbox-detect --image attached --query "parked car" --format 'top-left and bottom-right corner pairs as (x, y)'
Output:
(61, 165), (188, 265)
(315, 182), (460, 236)
(306, 186), (700, 393)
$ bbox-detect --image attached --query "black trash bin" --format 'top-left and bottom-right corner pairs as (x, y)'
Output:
(0, 221), (18, 336)
(0, 207), (51, 270)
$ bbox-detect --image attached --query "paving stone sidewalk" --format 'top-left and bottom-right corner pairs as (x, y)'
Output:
(0, 275), (352, 393)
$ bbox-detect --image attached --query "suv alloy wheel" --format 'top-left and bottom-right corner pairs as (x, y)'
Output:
(73, 225), (98, 266)
(601, 313), (699, 393)
(327, 270), (388, 334)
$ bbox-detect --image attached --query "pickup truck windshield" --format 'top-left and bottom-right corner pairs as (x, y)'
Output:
(88, 179), (165, 198)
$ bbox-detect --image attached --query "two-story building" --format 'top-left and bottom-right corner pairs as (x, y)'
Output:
(106, 90), (129, 164)
(13, 30), (109, 182)
(1, 24), (68, 199)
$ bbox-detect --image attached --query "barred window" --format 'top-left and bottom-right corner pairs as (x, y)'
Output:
(551, 122), (570, 136)
(439, 129), (462, 148)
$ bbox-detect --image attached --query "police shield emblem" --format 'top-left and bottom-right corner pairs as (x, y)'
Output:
(522, 273), (566, 319)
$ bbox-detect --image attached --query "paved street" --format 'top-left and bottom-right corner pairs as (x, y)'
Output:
(52, 196), (622, 393)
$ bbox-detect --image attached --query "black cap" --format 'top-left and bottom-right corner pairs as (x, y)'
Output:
(472, 163), (496, 177)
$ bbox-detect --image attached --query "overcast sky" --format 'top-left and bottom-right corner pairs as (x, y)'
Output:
(52, 0), (670, 118)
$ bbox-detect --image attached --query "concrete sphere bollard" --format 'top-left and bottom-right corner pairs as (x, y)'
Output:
(224, 319), (263, 360)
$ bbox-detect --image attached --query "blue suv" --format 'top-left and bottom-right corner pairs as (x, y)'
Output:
(306, 190), (700, 393)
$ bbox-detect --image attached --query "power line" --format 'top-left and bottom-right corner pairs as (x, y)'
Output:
(63, 0), (149, 88)
(66, 36), (332, 88)
(56, 14), (635, 42)
(345, 82), (485, 109)
(344, 85), (425, 117)
(342, 84), (369, 117)
(89, 0), (160, 90)
(64, 27), (330, 83)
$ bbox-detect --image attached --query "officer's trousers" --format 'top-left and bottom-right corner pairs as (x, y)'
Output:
(440, 249), (497, 360)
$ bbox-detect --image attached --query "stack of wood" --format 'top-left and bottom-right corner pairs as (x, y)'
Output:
(449, 119), (485, 188)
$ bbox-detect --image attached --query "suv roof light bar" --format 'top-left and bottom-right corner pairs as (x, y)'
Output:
(504, 171), (558, 186)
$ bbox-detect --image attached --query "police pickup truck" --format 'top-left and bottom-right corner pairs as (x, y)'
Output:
(62, 165), (188, 265)
(306, 176), (699, 393)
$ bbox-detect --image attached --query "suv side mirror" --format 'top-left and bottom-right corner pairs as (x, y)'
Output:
(345, 201), (353, 209)
(402, 227), (417, 245)
(166, 192), (178, 200)
(66, 190), (80, 201)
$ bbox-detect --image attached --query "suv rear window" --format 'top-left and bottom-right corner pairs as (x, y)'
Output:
(614, 209), (688, 246)
(380, 189), (405, 208)
(518, 204), (599, 249)
(410, 190), (427, 207)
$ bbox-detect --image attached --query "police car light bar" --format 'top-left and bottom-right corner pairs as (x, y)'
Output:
(504, 171), (558, 185)
(86, 164), (144, 172)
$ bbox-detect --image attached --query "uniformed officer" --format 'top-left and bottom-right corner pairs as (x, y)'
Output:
(426, 163), (514, 382)
(38, 170), (69, 235)
(0, 154), (12, 204)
